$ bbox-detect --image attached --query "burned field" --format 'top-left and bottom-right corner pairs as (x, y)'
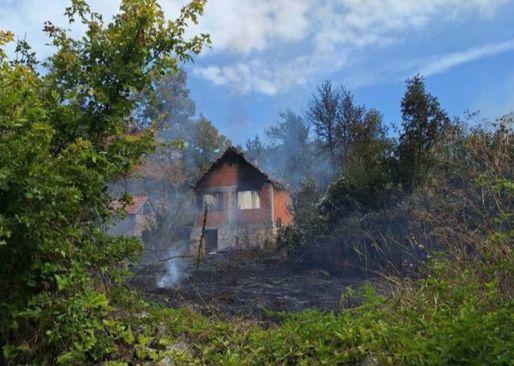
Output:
(132, 250), (386, 320)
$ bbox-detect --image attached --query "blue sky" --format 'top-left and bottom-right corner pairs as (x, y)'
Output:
(2, 0), (514, 144)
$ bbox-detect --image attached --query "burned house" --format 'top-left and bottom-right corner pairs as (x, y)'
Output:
(109, 195), (155, 237)
(190, 147), (293, 254)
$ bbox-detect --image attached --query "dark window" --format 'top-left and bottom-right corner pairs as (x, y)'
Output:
(196, 194), (203, 210)
(141, 202), (152, 215)
(205, 229), (218, 253)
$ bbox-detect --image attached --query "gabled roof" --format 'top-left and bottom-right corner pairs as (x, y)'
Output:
(125, 195), (150, 214)
(111, 195), (151, 215)
(194, 146), (286, 190)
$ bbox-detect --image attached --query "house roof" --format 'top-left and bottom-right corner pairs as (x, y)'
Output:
(193, 146), (286, 190)
(125, 195), (150, 214)
(111, 195), (150, 215)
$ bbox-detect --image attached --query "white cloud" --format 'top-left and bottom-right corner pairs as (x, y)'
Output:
(1, 0), (512, 94)
(193, 54), (332, 96)
(345, 38), (514, 88)
(195, 0), (509, 56)
(417, 39), (514, 76)
(191, 0), (511, 94)
(191, 0), (315, 55)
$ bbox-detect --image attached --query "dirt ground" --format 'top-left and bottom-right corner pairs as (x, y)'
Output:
(132, 249), (387, 320)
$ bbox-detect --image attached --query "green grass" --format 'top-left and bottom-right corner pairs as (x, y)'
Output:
(126, 262), (513, 366)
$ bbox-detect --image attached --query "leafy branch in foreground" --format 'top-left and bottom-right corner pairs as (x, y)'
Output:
(0, 1), (209, 364)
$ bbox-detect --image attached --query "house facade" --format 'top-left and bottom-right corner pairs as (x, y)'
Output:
(190, 147), (292, 254)
(109, 195), (155, 237)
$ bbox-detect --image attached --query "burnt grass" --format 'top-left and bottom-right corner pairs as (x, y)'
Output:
(132, 249), (387, 321)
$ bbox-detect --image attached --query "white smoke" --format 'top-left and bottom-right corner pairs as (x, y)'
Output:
(156, 250), (183, 288)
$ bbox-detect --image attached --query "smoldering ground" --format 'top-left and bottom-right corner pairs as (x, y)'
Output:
(132, 249), (388, 320)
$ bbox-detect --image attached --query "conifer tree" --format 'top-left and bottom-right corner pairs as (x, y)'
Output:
(397, 74), (450, 190)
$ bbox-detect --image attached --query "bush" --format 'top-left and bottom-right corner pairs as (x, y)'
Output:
(0, 2), (209, 364)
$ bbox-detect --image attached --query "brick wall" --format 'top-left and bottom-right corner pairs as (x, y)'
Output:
(195, 161), (273, 227)
(273, 188), (293, 227)
(197, 161), (240, 187)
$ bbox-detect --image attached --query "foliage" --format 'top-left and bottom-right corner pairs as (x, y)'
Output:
(266, 109), (310, 147)
(245, 109), (332, 190)
(182, 115), (231, 179)
(307, 80), (381, 172)
(137, 69), (230, 184)
(1, 2), (513, 363)
(276, 178), (325, 259)
(280, 112), (513, 276)
(412, 119), (513, 294)
(148, 68), (197, 133)
(397, 75), (451, 191)
(0, 1), (209, 364)
(264, 110), (313, 189)
(307, 80), (340, 165)
(343, 109), (396, 206)
(280, 86), (402, 271)
(245, 134), (265, 164)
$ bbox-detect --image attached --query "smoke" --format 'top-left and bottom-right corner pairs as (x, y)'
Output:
(244, 110), (336, 193)
(157, 249), (183, 288)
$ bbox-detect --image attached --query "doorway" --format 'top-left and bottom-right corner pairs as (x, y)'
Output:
(205, 229), (218, 254)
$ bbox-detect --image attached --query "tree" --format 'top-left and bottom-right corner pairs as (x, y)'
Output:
(245, 134), (265, 164)
(308, 81), (368, 171)
(130, 69), (197, 197)
(397, 74), (450, 190)
(344, 109), (395, 205)
(183, 115), (231, 180)
(0, 1), (209, 364)
(335, 87), (366, 166)
(265, 109), (312, 188)
(135, 69), (229, 185)
(149, 69), (197, 140)
(267, 109), (310, 147)
(307, 81), (339, 164)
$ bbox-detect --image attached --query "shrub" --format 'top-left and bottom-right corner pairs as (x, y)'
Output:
(0, 2), (209, 364)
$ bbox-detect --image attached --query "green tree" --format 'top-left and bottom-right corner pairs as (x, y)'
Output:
(183, 115), (231, 180)
(148, 68), (197, 139)
(135, 69), (229, 184)
(335, 87), (366, 166)
(397, 74), (450, 190)
(307, 80), (339, 165)
(267, 109), (310, 147)
(0, 1), (209, 364)
(245, 134), (265, 164)
(265, 109), (312, 188)
(307, 81), (367, 171)
(344, 109), (395, 206)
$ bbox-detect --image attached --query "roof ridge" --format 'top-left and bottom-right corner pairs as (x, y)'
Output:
(193, 145), (286, 190)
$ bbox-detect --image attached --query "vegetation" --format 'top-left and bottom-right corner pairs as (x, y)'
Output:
(143, 69), (231, 185)
(0, 1), (209, 364)
(396, 74), (451, 191)
(1, 1), (513, 365)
